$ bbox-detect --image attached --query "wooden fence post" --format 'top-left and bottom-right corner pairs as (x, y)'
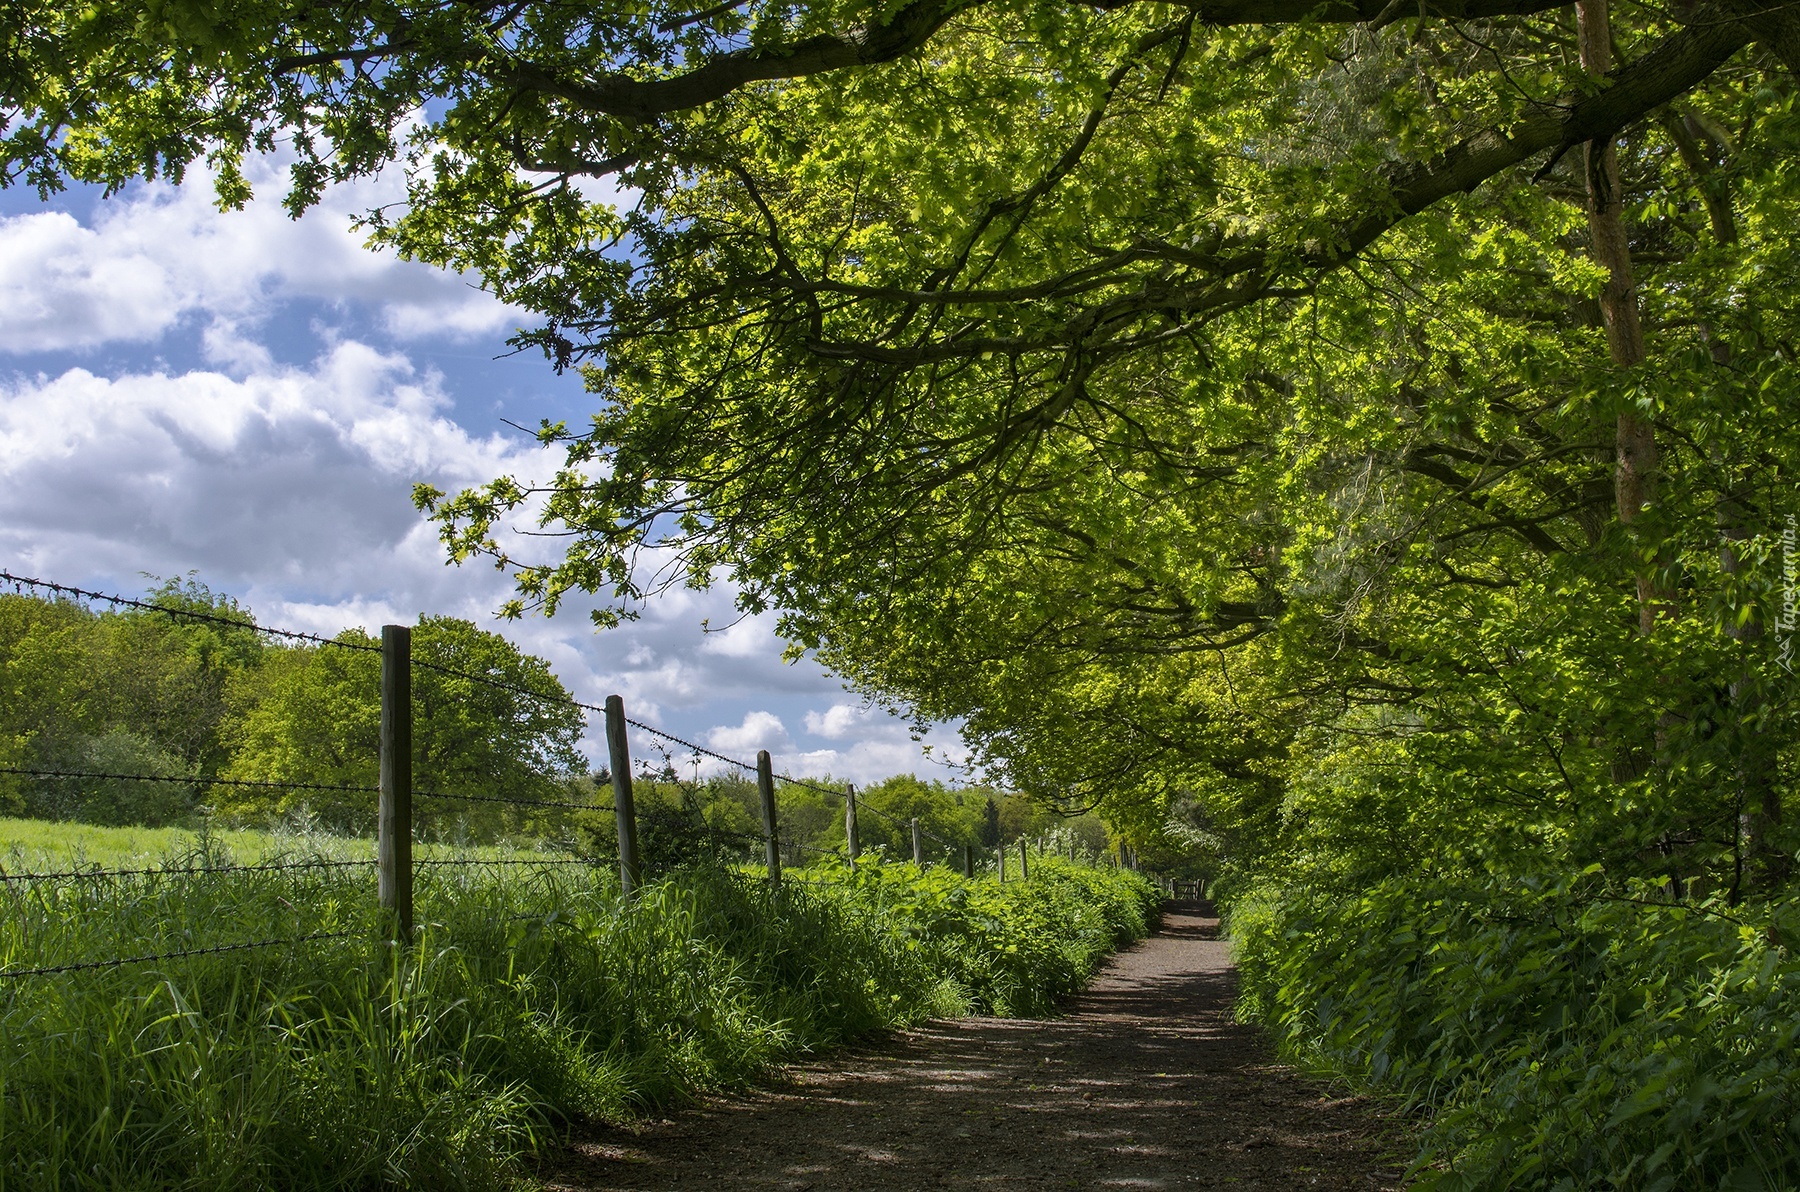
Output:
(845, 783), (860, 866)
(604, 695), (641, 896)
(1019, 837), (1029, 882)
(378, 624), (413, 946)
(757, 749), (780, 888)
(997, 843), (1006, 882)
(962, 845), (973, 878)
(911, 818), (923, 866)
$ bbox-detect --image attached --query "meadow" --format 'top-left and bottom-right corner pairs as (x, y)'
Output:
(0, 814), (554, 869)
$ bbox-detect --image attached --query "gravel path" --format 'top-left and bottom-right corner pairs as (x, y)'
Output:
(544, 901), (1407, 1190)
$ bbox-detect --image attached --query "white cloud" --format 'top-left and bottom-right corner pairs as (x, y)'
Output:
(0, 156), (520, 356)
(700, 610), (782, 659)
(805, 702), (875, 740)
(708, 711), (794, 756)
(0, 342), (533, 592)
(0, 211), (182, 350)
(781, 737), (970, 787)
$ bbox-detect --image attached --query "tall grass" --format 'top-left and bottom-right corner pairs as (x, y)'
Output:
(0, 839), (1156, 1190)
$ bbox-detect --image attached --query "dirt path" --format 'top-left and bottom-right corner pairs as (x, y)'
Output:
(545, 901), (1406, 1190)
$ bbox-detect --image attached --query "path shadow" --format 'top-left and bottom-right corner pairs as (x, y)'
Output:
(545, 908), (1404, 1192)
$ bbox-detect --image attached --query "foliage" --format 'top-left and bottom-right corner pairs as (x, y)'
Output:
(13, 0), (1800, 1179)
(220, 614), (586, 835)
(0, 579), (262, 821)
(1234, 873), (1800, 1189)
(796, 855), (1159, 1015)
(0, 585), (586, 835)
(0, 840), (1152, 1189)
(575, 770), (1116, 877)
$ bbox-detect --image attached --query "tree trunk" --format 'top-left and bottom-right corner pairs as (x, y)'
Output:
(1577, 0), (1662, 635)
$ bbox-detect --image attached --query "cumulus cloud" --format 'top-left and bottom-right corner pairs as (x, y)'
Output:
(0, 156), (518, 356)
(708, 711), (795, 756)
(805, 702), (876, 740)
(0, 342), (527, 586)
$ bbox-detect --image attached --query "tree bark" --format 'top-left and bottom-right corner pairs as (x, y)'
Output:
(1577, 0), (1663, 636)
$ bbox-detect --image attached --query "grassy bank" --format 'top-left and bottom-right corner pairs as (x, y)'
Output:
(0, 840), (1156, 1190)
(1231, 874), (1800, 1191)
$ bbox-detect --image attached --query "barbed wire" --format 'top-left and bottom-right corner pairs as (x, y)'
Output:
(5, 568), (867, 806)
(772, 772), (855, 801)
(0, 929), (360, 981)
(0, 858), (377, 885)
(628, 717), (762, 776)
(409, 656), (608, 715)
(0, 766), (381, 795)
(404, 654), (854, 804)
(0, 571), (383, 654)
(413, 857), (597, 868)
(780, 839), (847, 859)
(634, 744), (769, 856)
(415, 789), (612, 813)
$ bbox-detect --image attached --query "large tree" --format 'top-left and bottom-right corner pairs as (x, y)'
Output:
(10, 0), (1798, 889)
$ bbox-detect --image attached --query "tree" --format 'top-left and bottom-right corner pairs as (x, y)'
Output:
(0, 579), (263, 826)
(979, 798), (1001, 850)
(11, 0), (1799, 892)
(222, 616), (586, 834)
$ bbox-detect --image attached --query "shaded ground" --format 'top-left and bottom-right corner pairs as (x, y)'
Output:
(545, 901), (1408, 1190)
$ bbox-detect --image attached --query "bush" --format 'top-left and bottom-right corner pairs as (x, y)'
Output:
(796, 855), (1159, 1015)
(24, 729), (195, 826)
(1232, 872), (1800, 1191)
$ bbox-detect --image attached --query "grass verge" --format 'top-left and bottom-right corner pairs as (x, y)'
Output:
(1, 839), (1155, 1190)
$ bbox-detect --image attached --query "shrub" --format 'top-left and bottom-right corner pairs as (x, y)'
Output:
(1233, 872), (1800, 1190)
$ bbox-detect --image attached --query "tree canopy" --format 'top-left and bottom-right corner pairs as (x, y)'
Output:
(10, 0), (1799, 898)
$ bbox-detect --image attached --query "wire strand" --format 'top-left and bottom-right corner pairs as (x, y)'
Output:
(0, 766), (380, 794)
(0, 571), (383, 654)
(415, 790), (612, 812)
(4, 569), (861, 805)
(0, 858), (377, 885)
(397, 653), (853, 803)
(413, 857), (597, 868)
(0, 930), (360, 980)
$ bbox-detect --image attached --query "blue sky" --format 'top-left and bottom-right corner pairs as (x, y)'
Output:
(0, 155), (967, 783)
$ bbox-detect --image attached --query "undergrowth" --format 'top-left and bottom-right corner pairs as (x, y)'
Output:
(1232, 872), (1800, 1191)
(0, 843), (1155, 1190)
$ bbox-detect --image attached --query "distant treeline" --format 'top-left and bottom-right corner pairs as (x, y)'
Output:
(0, 580), (1109, 858)
(600, 769), (1112, 870)
(0, 578), (584, 834)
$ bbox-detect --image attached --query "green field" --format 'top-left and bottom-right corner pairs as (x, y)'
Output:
(0, 815), (564, 871)
(0, 816), (291, 869)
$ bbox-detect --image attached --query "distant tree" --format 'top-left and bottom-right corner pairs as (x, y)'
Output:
(96, 576), (265, 777)
(0, 579), (262, 826)
(221, 615), (585, 836)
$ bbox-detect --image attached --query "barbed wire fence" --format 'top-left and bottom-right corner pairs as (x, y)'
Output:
(0, 568), (1133, 981)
